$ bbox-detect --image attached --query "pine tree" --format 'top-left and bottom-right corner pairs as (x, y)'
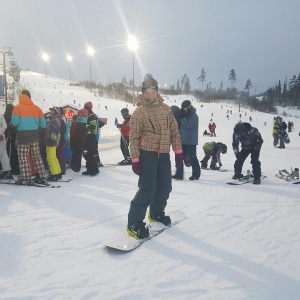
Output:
(197, 68), (206, 92)
(228, 69), (237, 89)
(244, 79), (253, 96)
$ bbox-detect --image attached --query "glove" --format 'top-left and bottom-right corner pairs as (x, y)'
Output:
(115, 123), (121, 128)
(175, 152), (183, 167)
(219, 162), (222, 167)
(0, 135), (4, 141)
(132, 160), (142, 176)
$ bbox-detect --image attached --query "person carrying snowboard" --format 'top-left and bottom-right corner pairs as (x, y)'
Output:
(114, 108), (132, 165)
(82, 102), (99, 176)
(232, 122), (263, 184)
(127, 74), (183, 240)
(200, 142), (227, 170)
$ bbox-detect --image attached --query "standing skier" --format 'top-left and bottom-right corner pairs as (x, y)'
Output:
(11, 89), (47, 184)
(115, 108), (132, 165)
(232, 122), (263, 184)
(127, 74), (183, 240)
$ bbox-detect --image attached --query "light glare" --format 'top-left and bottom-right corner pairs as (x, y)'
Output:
(127, 35), (139, 51)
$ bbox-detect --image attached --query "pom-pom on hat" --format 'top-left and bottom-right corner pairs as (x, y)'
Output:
(141, 73), (158, 94)
(21, 87), (31, 98)
(84, 101), (93, 109)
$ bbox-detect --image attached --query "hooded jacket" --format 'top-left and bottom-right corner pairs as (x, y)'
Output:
(129, 94), (182, 159)
(11, 94), (46, 144)
(180, 107), (199, 145)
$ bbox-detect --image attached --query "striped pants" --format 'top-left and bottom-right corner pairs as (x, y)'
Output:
(17, 142), (46, 180)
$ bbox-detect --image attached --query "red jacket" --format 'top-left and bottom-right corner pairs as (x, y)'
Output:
(120, 115), (131, 138)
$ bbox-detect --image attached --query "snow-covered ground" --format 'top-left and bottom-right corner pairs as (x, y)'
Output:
(0, 71), (300, 300)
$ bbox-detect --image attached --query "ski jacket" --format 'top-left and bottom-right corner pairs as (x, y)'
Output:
(120, 115), (131, 138)
(210, 123), (216, 131)
(11, 94), (46, 144)
(129, 95), (182, 159)
(86, 110), (98, 136)
(232, 123), (263, 152)
(46, 114), (62, 147)
(180, 108), (199, 145)
(203, 141), (222, 163)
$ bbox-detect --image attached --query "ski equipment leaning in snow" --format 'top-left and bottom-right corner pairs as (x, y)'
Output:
(127, 74), (183, 240)
(232, 122), (263, 185)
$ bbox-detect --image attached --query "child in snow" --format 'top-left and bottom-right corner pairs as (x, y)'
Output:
(200, 142), (227, 170)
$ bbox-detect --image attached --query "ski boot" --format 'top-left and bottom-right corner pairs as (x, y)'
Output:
(0, 171), (14, 180)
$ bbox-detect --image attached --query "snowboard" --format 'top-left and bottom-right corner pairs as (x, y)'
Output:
(227, 173), (266, 185)
(70, 109), (88, 172)
(104, 210), (186, 252)
(202, 168), (228, 172)
(276, 169), (299, 182)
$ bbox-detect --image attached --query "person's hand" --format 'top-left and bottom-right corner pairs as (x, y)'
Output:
(175, 152), (183, 167)
(132, 159), (142, 176)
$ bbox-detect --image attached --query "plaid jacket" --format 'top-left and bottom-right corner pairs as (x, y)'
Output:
(129, 95), (182, 159)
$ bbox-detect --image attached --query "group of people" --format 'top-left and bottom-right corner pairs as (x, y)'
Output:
(0, 76), (271, 241)
(0, 89), (106, 183)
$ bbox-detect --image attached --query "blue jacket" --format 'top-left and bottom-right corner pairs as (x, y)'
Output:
(180, 108), (199, 145)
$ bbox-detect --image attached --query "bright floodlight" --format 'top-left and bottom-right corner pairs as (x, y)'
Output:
(127, 35), (139, 51)
(42, 53), (49, 61)
(87, 47), (95, 56)
(67, 54), (73, 62)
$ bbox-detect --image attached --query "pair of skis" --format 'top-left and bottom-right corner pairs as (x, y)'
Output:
(0, 178), (72, 188)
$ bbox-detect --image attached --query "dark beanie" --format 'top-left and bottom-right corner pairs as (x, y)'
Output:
(84, 101), (93, 109)
(181, 100), (191, 109)
(141, 73), (158, 94)
(21, 89), (31, 98)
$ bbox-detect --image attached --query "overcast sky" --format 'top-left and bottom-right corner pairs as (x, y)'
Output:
(1, 0), (300, 93)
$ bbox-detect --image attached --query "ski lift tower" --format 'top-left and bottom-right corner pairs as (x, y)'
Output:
(0, 47), (13, 107)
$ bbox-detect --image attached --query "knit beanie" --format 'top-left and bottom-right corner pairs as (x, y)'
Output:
(84, 101), (93, 109)
(21, 87), (31, 98)
(141, 73), (158, 94)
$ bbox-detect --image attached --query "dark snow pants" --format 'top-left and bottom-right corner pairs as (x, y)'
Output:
(83, 135), (99, 173)
(201, 150), (217, 168)
(175, 145), (201, 179)
(234, 148), (261, 179)
(120, 136), (130, 159)
(128, 150), (172, 225)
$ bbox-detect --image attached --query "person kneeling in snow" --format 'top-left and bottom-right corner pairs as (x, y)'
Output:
(200, 142), (227, 170)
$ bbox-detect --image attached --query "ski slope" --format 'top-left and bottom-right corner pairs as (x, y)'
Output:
(0, 71), (300, 300)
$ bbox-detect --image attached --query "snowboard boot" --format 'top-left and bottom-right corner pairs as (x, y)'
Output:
(89, 169), (99, 176)
(15, 178), (34, 185)
(210, 165), (220, 170)
(148, 211), (171, 226)
(189, 175), (199, 180)
(47, 174), (62, 181)
(127, 222), (150, 240)
(253, 178), (261, 185)
(232, 173), (244, 180)
(0, 171), (14, 180)
(172, 174), (183, 180)
(33, 175), (47, 185)
(291, 168), (299, 179)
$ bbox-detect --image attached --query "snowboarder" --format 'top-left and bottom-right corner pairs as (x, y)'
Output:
(273, 116), (288, 148)
(232, 122), (263, 184)
(0, 114), (13, 179)
(82, 102), (99, 176)
(210, 122), (216, 137)
(200, 142), (227, 170)
(45, 106), (63, 181)
(172, 100), (200, 180)
(127, 74), (183, 239)
(202, 130), (210, 136)
(3, 104), (19, 175)
(11, 89), (47, 185)
(115, 108), (131, 165)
